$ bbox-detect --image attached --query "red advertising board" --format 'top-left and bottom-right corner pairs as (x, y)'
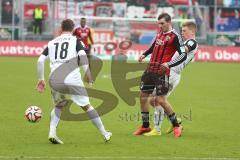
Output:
(195, 45), (240, 62)
(0, 41), (47, 56)
(0, 41), (239, 63)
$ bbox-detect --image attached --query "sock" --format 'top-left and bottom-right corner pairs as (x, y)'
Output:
(49, 107), (61, 137)
(154, 106), (165, 132)
(168, 112), (179, 127)
(141, 112), (149, 128)
(86, 106), (107, 135)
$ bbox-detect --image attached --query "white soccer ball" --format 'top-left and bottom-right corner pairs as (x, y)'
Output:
(25, 106), (42, 122)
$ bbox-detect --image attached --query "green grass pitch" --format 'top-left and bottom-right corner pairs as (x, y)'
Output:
(0, 57), (239, 160)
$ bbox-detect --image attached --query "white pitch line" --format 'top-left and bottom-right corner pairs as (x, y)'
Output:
(0, 156), (239, 160)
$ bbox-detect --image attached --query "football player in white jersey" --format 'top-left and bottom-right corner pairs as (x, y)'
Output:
(144, 21), (198, 136)
(36, 19), (112, 144)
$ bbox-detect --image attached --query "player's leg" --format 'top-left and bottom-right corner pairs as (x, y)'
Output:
(66, 73), (111, 141)
(144, 96), (164, 136)
(48, 104), (65, 144)
(156, 96), (182, 137)
(86, 46), (91, 70)
(156, 75), (182, 137)
(133, 91), (151, 135)
(71, 94), (112, 142)
(133, 72), (154, 135)
(165, 73), (182, 134)
(82, 104), (112, 142)
(48, 90), (69, 144)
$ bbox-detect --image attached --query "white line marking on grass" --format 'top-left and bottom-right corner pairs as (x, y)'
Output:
(0, 156), (239, 160)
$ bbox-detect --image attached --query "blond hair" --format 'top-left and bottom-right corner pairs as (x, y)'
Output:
(182, 21), (197, 33)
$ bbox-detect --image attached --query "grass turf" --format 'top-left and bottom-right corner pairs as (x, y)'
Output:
(0, 57), (239, 159)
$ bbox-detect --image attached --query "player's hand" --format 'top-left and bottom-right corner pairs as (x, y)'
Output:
(87, 81), (93, 87)
(85, 76), (93, 87)
(158, 63), (168, 76)
(86, 80), (94, 88)
(138, 55), (145, 63)
(162, 62), (169, 69)
(36, 80), (46, 93)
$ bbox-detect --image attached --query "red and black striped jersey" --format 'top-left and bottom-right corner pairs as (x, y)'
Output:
(143, 29), (186, 74)
(73, 26), (93, 49)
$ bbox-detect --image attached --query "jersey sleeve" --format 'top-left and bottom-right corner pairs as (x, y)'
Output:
(42, 47), (48, 56)
(185, 39), (197, 52)
(167, 34), (187, 68)
(142, 39), (156, 57)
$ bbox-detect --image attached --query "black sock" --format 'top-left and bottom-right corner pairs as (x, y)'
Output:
(141, 112), (149, 128)
(168, 112), (179, 127)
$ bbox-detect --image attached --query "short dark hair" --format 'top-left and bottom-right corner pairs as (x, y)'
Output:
(81, 17), (86, 21)
(61, 19), (74, 31)
(182, 21), (197, 33)
(158, 13), (171, 22)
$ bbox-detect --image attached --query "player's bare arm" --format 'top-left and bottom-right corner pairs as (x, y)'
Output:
(36, 48), (48, 93)
(89, 29), (94, 45)
(77, 40), (93, 85)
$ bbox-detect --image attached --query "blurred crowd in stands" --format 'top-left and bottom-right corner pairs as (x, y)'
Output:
(0, 0), (239, 46)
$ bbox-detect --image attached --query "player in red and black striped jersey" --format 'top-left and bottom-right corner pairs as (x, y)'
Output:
(145, 21), (198, 137)
(73, 17), (94, 54)
(134, 13), (186, 137)
(73, 17), (94, 74)
(73, 17), (94, 65)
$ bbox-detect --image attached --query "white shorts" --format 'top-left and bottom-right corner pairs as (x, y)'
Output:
(50, 69), (90, 107)
(152, 70), (181, 97)
(167, 70), (181, 97)
(51, 90), (90, 107)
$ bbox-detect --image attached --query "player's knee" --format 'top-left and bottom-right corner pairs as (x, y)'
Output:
(149, 97), (157, 107)
(55, 100), (68, 109)
(156, 96), (167, 106)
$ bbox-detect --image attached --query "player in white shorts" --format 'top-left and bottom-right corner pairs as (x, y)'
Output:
(36, 19), (112, 144)
(144, 21), (198, 136)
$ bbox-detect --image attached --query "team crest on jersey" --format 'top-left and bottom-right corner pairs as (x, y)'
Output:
(156, 39), (164, 45)
(165, 36), (171, 41)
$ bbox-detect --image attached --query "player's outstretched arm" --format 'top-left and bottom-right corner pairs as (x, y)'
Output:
(139, 40), (156, 63)
(78, 50), (93, 85)
(36, 49), (48, 93)
(167, 36), (187, 68)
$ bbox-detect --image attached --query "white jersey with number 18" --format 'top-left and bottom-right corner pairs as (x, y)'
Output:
(42, 33), (85, 74)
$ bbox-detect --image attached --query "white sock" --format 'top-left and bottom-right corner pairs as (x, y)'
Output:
(49, 107), (61, 137)
(86, 106), (107, 135)
(154, 106), (165, 132)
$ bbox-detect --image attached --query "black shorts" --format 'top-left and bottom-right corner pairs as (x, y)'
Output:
(140, 71), (170, 96)
(85, 45), (92, 55)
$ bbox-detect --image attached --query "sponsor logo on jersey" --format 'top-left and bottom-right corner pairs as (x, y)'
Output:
(156, 39), (164, 45)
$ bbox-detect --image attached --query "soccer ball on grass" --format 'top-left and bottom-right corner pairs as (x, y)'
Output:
(25, 106), (42, 122)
